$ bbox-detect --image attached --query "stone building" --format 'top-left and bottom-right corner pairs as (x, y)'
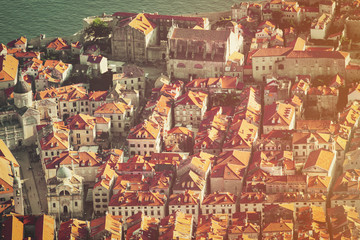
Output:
(47, 166), (84, 220)
(276, 51), (350, 80)
(167, 26), (242, 80)
(127, 120), (162, 156)
(111, 12), (209, 63)
(112, 64), (146, 97)
(174, 91), (208, 129)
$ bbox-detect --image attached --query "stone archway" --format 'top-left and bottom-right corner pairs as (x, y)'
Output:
(63, 205), (68, 214)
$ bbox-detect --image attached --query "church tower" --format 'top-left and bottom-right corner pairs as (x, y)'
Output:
(11, 161), (24, 215)
(14, 69), (32, 109)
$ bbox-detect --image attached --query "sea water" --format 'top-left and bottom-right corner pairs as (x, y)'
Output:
(0, 0), (238, 44)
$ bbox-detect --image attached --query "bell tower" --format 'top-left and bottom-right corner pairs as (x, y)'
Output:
(13, 68), (32, 109)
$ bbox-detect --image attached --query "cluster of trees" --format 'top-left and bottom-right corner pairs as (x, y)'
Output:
(84, 18), (111, 41)
(63, 70), (113, 91)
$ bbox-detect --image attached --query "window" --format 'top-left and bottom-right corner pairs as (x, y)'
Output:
(262, 66), (265, 70)
(256, 66), (259, 71)
(149, 144), (154, 148)
(75, 201), (78, 207)
(76, 133), (80, 138)
(53, 203), (56, 208)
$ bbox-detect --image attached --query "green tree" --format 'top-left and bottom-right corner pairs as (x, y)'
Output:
(62, 72), (90, 86)
(85, 18), (111, 41)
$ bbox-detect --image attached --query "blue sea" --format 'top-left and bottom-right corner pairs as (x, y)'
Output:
(0, 0), (238, 44)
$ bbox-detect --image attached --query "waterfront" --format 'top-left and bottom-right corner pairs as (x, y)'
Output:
(0, 0), (238, 44)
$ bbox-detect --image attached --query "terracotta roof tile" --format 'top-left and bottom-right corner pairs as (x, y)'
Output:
(303, 149), (335, 172)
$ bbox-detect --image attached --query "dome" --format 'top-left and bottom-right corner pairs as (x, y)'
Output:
(56, 166), (72, 179)
(13, 79), (31, 94)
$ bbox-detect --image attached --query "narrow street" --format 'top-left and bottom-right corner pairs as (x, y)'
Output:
(13, 148), (47, 215)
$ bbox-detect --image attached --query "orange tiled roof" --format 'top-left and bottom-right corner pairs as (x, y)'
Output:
(128, 13), (157, 35)
(127, 120), (160, 140)
(159, 211), (193, 240)
(329, 74), (345, 88)
(263, 102), (295, 126)
(95, 101), (132, 114)
(36, 84), (88, 101)
(94, 163), (116, 190)
(263, 221), (293, 233)
(109, 191), (166, 207)
(196, 214), (229, 239)
(173, 170), (206, 192)
(0, 55), (18, 82)
(46, 151), (102, 169)
(149, 171), (173, 191)
(90, 214), (122, 239)
(211, 162), (247, 180)
(67, 114), (109, 130)
(202, 192), (236, 205)
(115, 161), (155, 174)
(112, 174), (147, 193)
(1, 215), (24, 240)
(35, 214), (56, 240)
(333, 169), (360, 192)
(169, 190), (200, 206)
(303, 149), (335, 171)
(126, 215), (159, 240)
(46, 37), (70, 51)
(223, 119), (258, 150)
(216, 150), (251, 166)
(58, 219), (88, 240)
(175, 90), (208, 109)
(307, 175), (331, 189)
(40, 131), (69, 151)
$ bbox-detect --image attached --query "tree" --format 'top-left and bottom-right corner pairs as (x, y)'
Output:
(85, 18), (111, 41)
(62, 72), (90, 86)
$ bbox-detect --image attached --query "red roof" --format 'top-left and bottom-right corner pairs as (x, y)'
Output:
(252, 47), (292, 57)
(287, 50), (348, 59)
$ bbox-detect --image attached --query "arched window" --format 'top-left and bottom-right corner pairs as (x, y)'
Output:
(194, 64), (203, 69)
(177, 63), (186, 68)
(59, 190), (70, 196)
(278, 64), (284, 70)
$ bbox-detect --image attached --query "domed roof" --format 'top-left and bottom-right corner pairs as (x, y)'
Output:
(14, 78), (31, 94)
(56, 166), (72, 179)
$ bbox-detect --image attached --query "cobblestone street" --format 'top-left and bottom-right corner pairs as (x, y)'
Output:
(13, 148), (47, 215)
